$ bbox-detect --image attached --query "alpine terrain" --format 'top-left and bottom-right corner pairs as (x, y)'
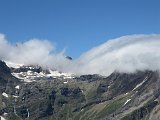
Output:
(0, 59), (160, 120)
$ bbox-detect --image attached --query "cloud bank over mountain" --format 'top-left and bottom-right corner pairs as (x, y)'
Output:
(0, 34), (69, 70)
(1, 33), (160, 76)
(70, 34), (160, 75)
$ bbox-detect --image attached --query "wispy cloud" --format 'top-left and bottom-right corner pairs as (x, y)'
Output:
(1, 33), (160, 76)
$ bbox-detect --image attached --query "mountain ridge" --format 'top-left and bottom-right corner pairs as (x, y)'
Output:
(0, 60), (160, 120)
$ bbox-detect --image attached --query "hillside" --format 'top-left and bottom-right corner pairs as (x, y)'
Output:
(0, 60), (160, 120)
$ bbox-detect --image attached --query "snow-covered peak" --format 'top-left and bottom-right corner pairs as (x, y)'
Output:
(5, 61), (23, 68)
(10, 65), (73, 82)
(4, 61), (74, 82)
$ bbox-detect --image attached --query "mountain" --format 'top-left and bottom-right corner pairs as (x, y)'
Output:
(0, 60), (160, 120)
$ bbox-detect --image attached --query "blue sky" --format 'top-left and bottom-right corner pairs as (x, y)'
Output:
(0, 0), (159, 58)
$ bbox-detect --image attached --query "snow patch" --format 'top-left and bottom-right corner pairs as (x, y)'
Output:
(15, 85), (20, 89)
(49, 70), (73, 78)
(11, 66), (74, 82)
(81, 109), (84, 111)
(27, 109), (30, 118)
(63, 81), (68, 84)
(81, 90), (83, 93)
(132, 77), (148, 91)
(124, 99), (131, 105)
(12, 95), (19, 98)
(0, 116), (6, 120)
(3, 113), (8, 116)
(2, 92), (8, 98)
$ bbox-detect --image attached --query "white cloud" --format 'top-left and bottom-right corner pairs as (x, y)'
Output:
(68, 34), (160, 76)
(1, 33), (160, 76)
(0, 33), (70, 70)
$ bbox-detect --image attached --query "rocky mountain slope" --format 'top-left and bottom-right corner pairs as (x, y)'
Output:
(0, 60), (160, 120)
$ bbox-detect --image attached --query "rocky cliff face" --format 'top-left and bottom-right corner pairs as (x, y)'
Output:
(0, 60), (160, 120)
(0, 60), (20, 93)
